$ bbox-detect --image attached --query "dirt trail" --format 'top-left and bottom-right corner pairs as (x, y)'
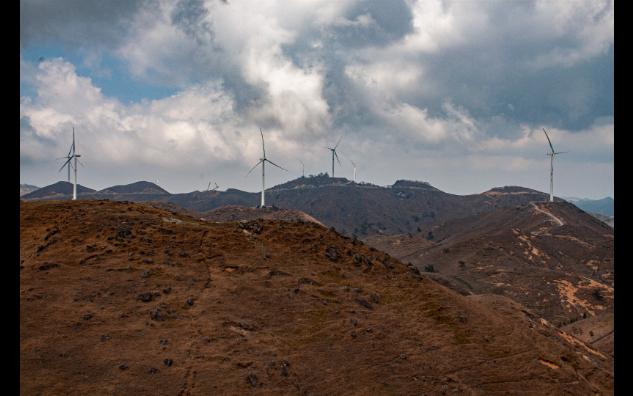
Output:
(531, 202), (564, 226)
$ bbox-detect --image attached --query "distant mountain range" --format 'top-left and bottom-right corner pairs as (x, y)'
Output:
(564, 196), (614, 217)
(22, 176), (565, 236)
(19, 184), (39, 196)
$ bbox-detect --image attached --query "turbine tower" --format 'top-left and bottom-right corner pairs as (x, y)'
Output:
(350, 159), (357, 183)
(327, 136), (342, 177)
(299, 160), (305, 178)
(247, 128), (287, 207)
(542, 128), (566, 203)
(58, 128), (82, 200)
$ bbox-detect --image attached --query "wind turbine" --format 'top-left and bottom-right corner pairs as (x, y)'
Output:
(246, 128), (287, 207)
(299, 160), (305, 178)
(207, 181), (219, 192)
(349, 159), (357, 183)
(542, 128), (566, 203)
(57, 144), (74, 182)
(327, 136), (342, 177)
(58, 128), (82, 200)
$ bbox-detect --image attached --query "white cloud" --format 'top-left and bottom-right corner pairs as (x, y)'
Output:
(19, 0), (613, 197)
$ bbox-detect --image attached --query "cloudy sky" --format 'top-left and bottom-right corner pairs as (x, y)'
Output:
(20, 0), (613, 198)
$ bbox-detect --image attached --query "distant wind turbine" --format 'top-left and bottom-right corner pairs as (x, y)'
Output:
(58, 127), (83, 200)
(246, 128), (287, 207)
(327, 136), (343, 177)
(207, 181), (219, 192)
(350, 159), (357, 183)
(542, 128), (566, 203)
(299, 160), (305, 178)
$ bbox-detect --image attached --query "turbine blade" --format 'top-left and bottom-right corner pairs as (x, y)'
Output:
(260, 128), (266, 158)
(58, 157), (72, 172)
(334, 135), (343, 149)
(542, 128), (555, 153)
(246, 160), (263, 176)
(334, 151), (341, 166)
(265, 159), (287, 171)
(555, 151), (567, 155)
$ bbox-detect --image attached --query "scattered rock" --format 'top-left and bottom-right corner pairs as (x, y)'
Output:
(162, 287), (172, 294)
(324, 246), (340, 262)
(82, 313), (93, 321)
(246, 373), (258, 387)
(355, 298), (373, 310)
(38, 262), (59, 271)
(141, 270), (151, 278)
(351, 318), (358, 327)
(116, 226), (132, 240)
(150, 309), (164, 321)
(100, 335), (111, 342)
(280, 360), (290, 377)
(239, 220), (263, 234)
(237, 361), (253, 368)
(186, 298), (194, 306)
(148, 367), (158, 374)
(138, 292), (154, 303)
(159, 338), (168, 346)
(118, 364), (129, 370)
(142, 258), (154, 264)
(163, 358), (173, 367)
(298, 277), (320, 286)
(370, 293), (381, 304)
(269, 269), (291, 277)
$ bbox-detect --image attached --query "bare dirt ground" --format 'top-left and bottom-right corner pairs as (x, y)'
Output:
(20, 200), (613, 395)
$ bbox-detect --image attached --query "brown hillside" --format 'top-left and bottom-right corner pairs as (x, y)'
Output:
(365, 202), (614, 329)
(21, 200), (612, 394)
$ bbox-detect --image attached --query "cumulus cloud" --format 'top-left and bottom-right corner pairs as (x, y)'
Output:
(19, 0), (613, 197)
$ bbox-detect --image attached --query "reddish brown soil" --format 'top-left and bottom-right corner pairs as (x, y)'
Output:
(21, 200), (612, 394)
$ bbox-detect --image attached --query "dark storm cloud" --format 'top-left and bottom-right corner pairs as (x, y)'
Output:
(409, 33), (613, 134)
(20, 0), (146, 48)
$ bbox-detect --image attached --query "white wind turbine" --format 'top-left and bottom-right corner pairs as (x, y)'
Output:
(299, 160), (305, 178)
(246, 128), (287, 207)
(326, 136), (343, 177)
(542, 128), (566, 203)
(207, 181), (219, 192)
(349, 159), (357, 183)
(58, 127), (83, 200)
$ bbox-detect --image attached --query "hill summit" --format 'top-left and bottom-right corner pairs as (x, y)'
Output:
(21, 181), (95, 200)
(99, 181), (170, 195)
